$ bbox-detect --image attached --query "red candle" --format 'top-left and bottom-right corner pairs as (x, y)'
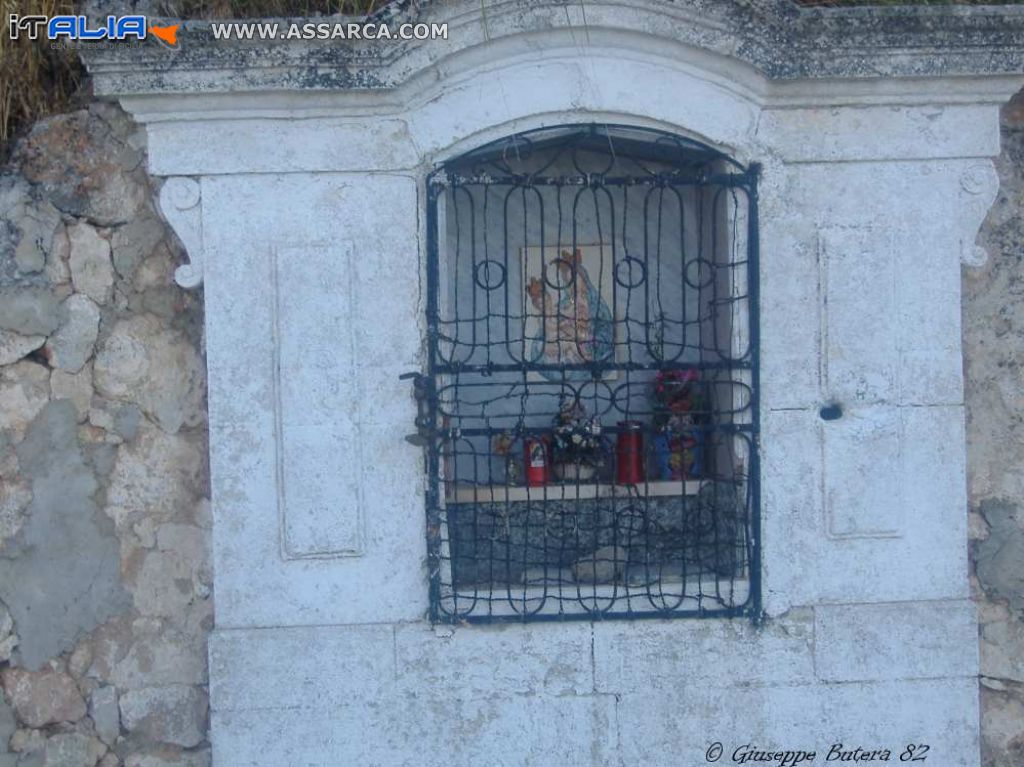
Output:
(524, 437), (549, 487)
(616, 421), (645, 484)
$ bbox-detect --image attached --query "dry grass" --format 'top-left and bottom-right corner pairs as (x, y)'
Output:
(1, 0), (1022, 162)
(184, 0), (1022, 15)
(0, 0), (83, 159)
(0, 0), (387, 159)
(173, 0), (380, 16)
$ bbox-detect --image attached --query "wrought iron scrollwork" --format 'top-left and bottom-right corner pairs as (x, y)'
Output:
(418, 124), (761, 624)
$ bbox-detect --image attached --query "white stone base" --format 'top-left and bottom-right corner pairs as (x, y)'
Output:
(209, 600), (979, 766)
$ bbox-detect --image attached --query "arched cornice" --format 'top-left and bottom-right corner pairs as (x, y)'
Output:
(81, 0), (1024, 104)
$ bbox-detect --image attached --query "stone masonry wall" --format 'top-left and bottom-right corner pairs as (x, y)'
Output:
(0, 104), (211, 767)
(0, 87), (1023, 766)
(968, 88), (1024, 767)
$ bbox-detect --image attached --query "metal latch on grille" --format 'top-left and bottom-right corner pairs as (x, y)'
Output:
(399, 371), (434, 446)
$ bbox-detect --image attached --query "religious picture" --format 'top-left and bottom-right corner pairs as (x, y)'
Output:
(522, 245), (616, 380)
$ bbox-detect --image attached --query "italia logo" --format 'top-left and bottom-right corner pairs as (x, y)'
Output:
(7, 14), (181, 49)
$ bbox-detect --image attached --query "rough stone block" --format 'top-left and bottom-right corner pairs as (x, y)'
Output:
(89, 687), (120, 747)
(68, 223), (114, 306)
(0, 602), (17, 665)
(1, 668), (86, 728)
(104, 423), (204, 528)
(42, 732), (105, 767)
(974, 499), (1024, 614)
(93, 316), (205, 434)
(9, 727), (44, 753)
(9, 200), (60, 275)
(50, 364), (94, 423)
(109, 628), (208, 690)
(45, 295), (100, 374)
(119, 686), (207, 749)
(0, 361), (50, 439)
(15, 110), (148, 226)
(46, 222), (71, 285)
(0, 287), (60, 336)
(980, 618), (1024, 684)
(0, 476), (28, 554)
(0, 331), (45, 367)
(980, 687), (1024, 767)
(130, 549), (198, 619)
(111, 215), (166, 281)
(0, 694), (17, 746)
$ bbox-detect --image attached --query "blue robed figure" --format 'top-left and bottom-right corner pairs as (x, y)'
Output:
(526, 248), (614, 380)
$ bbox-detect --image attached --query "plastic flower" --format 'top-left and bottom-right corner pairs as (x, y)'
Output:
(651, 368), (702, 431)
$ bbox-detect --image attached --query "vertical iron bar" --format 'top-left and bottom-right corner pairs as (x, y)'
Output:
(425, 173), (443, 623)
(746, 163), (763, 622)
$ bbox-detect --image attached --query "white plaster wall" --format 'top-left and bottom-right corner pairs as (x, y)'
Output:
(131, 26), (1015, 767)
(201, 172), (428, 627)
(757, 157), (991, 614)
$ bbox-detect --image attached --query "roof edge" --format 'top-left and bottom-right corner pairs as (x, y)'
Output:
(79, 0), (1024, 98)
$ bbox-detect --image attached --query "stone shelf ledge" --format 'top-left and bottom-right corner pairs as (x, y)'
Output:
(447, 479), (707, 504)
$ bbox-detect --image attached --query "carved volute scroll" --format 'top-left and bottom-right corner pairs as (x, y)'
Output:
(960, 161), (1000, 269)
(158, 177), (204, 289)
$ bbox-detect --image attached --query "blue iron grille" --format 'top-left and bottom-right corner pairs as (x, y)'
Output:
(415, 124), (761, 623)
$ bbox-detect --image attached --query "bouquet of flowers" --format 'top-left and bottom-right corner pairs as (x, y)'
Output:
(550, 397), (606, 471)
(651, 369), (703, 479)
(652, 369), (701, 426)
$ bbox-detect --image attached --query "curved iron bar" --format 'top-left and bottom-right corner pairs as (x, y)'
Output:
(425, 123), (759, 624)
